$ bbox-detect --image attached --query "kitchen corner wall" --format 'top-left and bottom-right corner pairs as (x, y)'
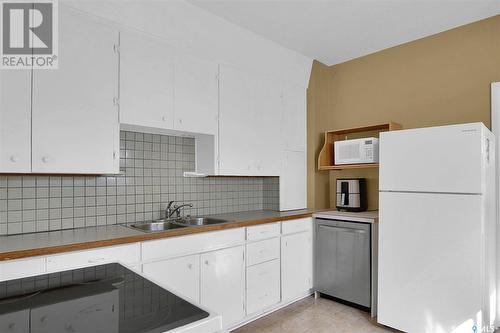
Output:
(308, 15), (500, 210)
(0, 131), (279, 235)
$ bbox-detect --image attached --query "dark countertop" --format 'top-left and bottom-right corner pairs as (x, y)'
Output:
(0, 263), (210, 332)
(0, 209), (314, 261)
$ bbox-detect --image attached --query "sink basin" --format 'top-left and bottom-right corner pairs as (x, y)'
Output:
(129, 220), (186, 232)
(172, 217), (229, 227)
(127, 217), (230, 232)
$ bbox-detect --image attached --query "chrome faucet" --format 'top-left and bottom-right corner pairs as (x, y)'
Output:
(165, 201), (193, 219)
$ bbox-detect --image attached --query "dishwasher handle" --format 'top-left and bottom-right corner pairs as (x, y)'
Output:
(318, 224), (367, 234)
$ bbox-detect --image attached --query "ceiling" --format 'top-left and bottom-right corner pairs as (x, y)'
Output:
(187, 0), (500, 65)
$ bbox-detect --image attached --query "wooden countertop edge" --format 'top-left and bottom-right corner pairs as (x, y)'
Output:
(0, 212), (313, 261)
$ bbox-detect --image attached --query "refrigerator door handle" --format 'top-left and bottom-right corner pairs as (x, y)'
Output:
(486, 138), (490, 163)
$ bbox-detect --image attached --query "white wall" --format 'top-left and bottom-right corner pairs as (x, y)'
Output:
(63, 0), (312, 88)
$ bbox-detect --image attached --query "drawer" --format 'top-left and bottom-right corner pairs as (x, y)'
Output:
(246, 259), (280, 314)
(246, 237), (279, 266)
(246, 222), (280, 241)
(281, 217), (313, 235)
(142, 228), (245, 261)
(46, 243), (140, 272)
(0, 257), (46, 282)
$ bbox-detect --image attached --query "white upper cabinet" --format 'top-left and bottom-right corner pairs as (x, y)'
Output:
(31, 7), (119, 174)
(252, 74), (282, 176)
(174, 55), (218, 135)
(282, 84), (306, 152)
(0, 70), (31, 173)
(120, 30), (175, 129)
(218, 65), (254, 175)
(280, 150), (307, 210)
(218, 65), (281, 176)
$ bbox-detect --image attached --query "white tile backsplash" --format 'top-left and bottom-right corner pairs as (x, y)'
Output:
(0, 131), (279, 235)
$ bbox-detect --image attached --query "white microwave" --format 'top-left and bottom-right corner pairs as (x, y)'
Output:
(334, 137), (379, 165)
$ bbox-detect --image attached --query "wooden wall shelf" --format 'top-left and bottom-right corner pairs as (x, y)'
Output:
(318, 122), (402, 171)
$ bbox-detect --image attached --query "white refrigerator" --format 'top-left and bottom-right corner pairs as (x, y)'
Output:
(378, 123), (497, 333)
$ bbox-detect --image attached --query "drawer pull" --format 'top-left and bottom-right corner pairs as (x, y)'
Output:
(205, 260), (209, 266)
(88, 257), (106, 264)
(187, 264), (193, 269)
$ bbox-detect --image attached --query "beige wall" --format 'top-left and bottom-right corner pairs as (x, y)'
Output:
(307, 15), (500, 210)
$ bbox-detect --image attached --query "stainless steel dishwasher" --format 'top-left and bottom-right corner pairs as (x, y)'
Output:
(315, 218), (371, 308)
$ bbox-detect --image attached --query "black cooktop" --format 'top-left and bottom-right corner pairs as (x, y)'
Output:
(0, 263), (209, 333)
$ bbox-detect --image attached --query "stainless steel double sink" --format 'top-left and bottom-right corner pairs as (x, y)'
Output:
(128, 217), (230, 232)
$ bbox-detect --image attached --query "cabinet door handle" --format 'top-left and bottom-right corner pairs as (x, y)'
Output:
(42, 156), (49, 163)
(9, 155), (17, 163)
(187, 263), (192, 269)
(204, 260), (209, 266)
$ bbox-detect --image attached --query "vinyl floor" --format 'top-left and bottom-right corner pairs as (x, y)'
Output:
(232, 296), (396, 333)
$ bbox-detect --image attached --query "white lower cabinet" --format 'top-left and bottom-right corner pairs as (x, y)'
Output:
(143, 254), (200, 303)
(0, 218), (314, 330)
(201, 246), (246, 328)
(281, 230), (313, 302)
(246, 259), (280, 315)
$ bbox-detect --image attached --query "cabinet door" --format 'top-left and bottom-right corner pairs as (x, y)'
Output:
(253, 76), (282, 176)
(219, 65), (281, 176)
(120, 30), (175, 129)
(281, 231), (313, 301)
(174, 55), (218, 135)
(280, 150), (307, 210)
(143, 254), (200, 303)
(0, 70), (31, 172)
(218, 65), (254, 175)
(282, 84), (306, 152)
(201, 245), (245, 328)
(31, 7), (119, 174)
(246, 259), (280, 315)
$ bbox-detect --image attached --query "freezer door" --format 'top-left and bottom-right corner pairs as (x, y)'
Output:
(378, 192), (486, 333)
(380, 123), (486, 194)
